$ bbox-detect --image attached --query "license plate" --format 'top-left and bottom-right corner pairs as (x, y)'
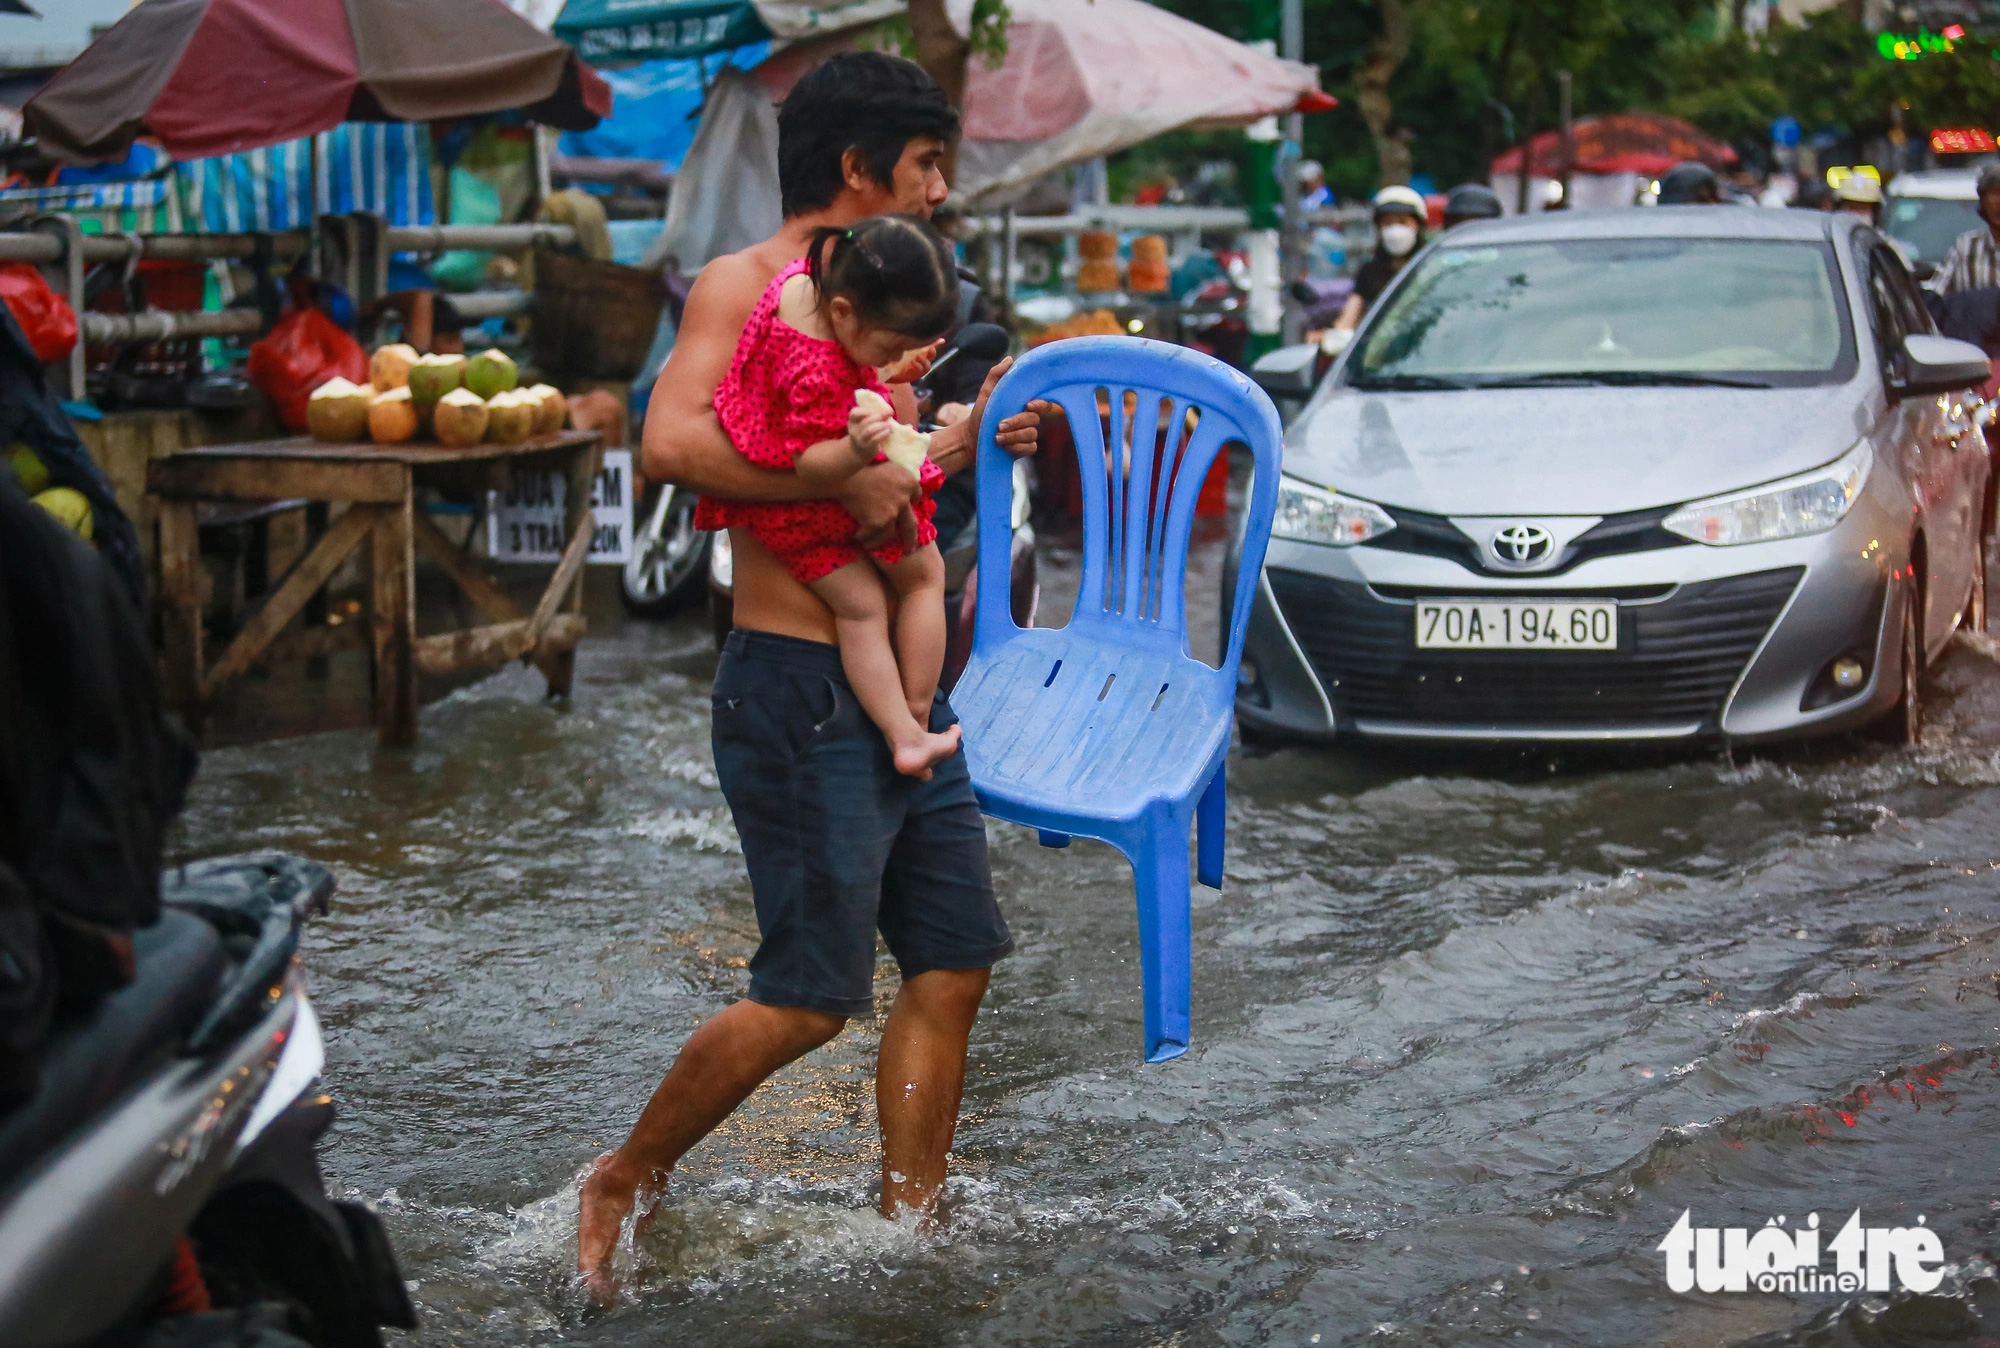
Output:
(1414, 600), (1618, 650)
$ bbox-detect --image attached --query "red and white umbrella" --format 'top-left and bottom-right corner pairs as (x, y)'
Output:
(26, 0), (611, 164)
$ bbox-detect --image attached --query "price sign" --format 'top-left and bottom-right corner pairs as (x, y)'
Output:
(488, 449), (633, 565)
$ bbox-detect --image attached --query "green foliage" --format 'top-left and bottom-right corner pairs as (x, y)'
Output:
(969, 0), (1013, 68)
(1124, 2), (2000, 205)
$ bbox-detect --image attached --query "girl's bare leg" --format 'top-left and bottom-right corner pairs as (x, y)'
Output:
(809, 560), (960, 778)
(877, 544), (948, 728)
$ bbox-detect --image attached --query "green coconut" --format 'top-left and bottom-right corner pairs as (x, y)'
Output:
(407, 352), (467, 403)
(307, 377), (370, 442)
(433, 387), (489, 448)
(464, 347), (519, 401)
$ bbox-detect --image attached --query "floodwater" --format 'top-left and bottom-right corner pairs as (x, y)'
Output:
(171, 533), (2000, 1347)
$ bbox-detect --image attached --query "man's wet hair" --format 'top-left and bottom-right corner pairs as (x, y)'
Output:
(778, 51), (961, 218)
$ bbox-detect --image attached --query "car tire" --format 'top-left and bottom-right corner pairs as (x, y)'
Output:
(1871, 587), (1924, 747)
(1967, 534), (1988, 635)
(619, 485), (710, 618)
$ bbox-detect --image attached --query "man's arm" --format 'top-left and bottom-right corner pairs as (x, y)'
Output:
(639, 255), (922, 530)
(925, 357), (1048, 478)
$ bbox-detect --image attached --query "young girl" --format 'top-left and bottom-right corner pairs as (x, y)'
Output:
(702, 213), (964, 777)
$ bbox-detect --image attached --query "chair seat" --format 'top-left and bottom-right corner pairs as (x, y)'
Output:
(955, 628), (1230, 830)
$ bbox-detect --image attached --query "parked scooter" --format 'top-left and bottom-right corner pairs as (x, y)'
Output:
(0, 854), (415, 1348)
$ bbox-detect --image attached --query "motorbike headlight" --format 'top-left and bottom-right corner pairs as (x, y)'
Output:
(1663, 443), (1872, 547)
(1273, 477), (1397, 547)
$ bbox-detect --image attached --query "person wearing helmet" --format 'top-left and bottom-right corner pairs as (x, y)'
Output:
(1834, 171), (1882, 224)
(1332, 184), (1427, 332)
(1297, 159), (1334, 210)
(1442, 182), (1503, 231)
(1931, 163), (2000, 294)
(1791, 177), (1835, 211)
(1655, 161), (1721, 206)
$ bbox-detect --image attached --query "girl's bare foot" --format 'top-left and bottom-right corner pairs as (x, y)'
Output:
(891, 723), (961, 779)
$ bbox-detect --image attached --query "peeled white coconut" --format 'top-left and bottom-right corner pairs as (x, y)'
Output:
(852, 387), (930, 474)
(307, 377), (370, 442)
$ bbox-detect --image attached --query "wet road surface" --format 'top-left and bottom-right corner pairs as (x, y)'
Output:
(171, 535), (2000, 1346)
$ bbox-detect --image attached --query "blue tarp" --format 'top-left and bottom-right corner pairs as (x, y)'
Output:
(181, 123), (436, 233)
(1, 123), (437, 233)
(557, 43), (767, 171)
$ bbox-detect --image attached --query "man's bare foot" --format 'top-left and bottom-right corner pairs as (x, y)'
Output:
(577, 1152), (643, 1306)
(891, 723), (961, 779)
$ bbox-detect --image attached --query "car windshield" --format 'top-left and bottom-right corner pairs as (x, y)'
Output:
(1344, 237), (1855, 390)
(1884, 194), (1981, 266)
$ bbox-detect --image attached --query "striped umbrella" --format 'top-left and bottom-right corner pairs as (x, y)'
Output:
(24, 0), (611, 164)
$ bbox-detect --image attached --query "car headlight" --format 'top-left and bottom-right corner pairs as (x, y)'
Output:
(1273, 477), (1397, 547)
(1662, 443), (1872, 547)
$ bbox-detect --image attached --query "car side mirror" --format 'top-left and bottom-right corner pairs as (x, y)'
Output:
(1895, 333), (1991, 399)
(1250, 342), (1321, 400)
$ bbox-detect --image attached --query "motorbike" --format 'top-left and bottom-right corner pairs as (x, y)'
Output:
(703, 323), (1040, 685)
(619, 476), (712, 619)
(0, 854), (414, 1348)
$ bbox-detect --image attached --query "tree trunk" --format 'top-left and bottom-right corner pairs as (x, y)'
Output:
(1355, 0), (1414, 187)
(908, 0), (971, 185)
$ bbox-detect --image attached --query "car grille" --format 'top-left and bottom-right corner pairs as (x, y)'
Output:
(1266, 567), (1804, 730)
(1369, 503), (1692, 577)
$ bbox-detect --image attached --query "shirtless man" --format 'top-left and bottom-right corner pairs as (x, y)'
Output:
(576, 52), (1043, 1303)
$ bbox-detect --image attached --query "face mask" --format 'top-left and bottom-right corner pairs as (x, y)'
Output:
(1380, 223), (1419, 257)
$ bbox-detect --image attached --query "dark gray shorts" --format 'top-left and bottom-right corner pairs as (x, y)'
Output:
(711, 629), (1013, 1017)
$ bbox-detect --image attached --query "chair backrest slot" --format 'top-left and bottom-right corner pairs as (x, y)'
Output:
(1044, 658), (1062, 688)
(1151, 682), (1170, 712)
(1098, 672), (1116, 701)
(971, 336), (1283, 693)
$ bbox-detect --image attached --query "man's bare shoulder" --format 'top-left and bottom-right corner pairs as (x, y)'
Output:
(682, 252), (777, 333)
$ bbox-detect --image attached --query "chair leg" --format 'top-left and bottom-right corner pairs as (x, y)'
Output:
(1131, 813), (1193, 1063)
(1039, 830), (1071, 848)
(1196, 762), (1225, 890)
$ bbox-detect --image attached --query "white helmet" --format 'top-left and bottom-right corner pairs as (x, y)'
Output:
(1372, 184), (1427, 219)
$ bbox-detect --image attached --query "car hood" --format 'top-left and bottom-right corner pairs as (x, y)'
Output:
(1286, 384), (1875, 516)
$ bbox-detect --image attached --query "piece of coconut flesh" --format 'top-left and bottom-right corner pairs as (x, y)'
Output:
(852, 388), (930, 475)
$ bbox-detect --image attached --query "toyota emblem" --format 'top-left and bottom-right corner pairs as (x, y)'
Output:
(1490, 523), (1556, 568)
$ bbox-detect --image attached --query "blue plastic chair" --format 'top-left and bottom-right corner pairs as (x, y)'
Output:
(953, 337), (1282, 1063)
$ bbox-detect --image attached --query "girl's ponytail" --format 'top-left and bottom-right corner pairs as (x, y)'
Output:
(799, 214), (959, 341)
(804, 224), (848, 300)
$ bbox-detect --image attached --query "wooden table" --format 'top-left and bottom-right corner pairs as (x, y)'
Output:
(147, 430), (603, 746)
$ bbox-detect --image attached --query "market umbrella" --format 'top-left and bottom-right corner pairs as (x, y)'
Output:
(1490, 112), (1738, 181)
(24, 0), (612, 164)
(750, 0), (1331, 205)
(552, 0), (901, 63)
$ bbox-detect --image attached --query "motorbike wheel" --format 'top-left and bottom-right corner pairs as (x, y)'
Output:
(619, 484), (711, 618)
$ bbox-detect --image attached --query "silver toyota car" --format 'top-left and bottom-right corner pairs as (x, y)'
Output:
(1236, 207), (1994, 747)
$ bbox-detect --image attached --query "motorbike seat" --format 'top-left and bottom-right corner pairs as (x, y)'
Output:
(0, 909), (228, 1194)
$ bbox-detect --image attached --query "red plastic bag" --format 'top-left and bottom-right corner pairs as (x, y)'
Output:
(247, 306), (367, 431)
(0, 263), (78, 365)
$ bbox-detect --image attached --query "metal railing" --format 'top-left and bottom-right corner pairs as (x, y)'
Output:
(14, 214), (576, 396)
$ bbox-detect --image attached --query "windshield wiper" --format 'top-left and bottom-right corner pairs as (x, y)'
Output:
(1476, 370), (1774, 389)
(1348, 373), (1476, 391)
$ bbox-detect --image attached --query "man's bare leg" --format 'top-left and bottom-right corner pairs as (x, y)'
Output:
(578, 1000), (845, 1303)
(876, 967), (991, 1219)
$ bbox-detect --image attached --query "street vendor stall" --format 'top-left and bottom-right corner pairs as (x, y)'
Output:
(21, 0), (626, 744)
